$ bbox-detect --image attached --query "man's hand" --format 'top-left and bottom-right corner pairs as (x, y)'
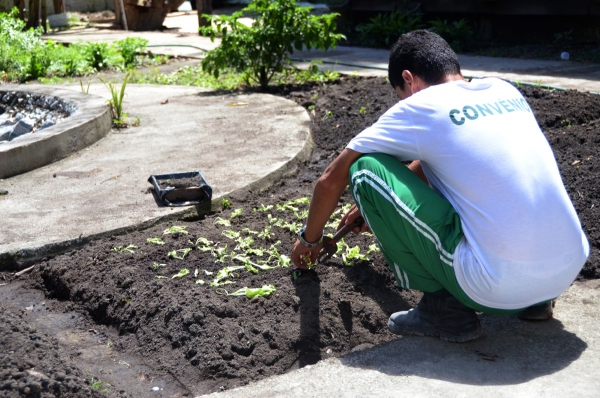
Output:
(338, 204), (371, 235)
(291, 240), (322, 270)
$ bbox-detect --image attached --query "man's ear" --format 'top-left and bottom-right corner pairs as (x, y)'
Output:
(401, 70), (414, 90)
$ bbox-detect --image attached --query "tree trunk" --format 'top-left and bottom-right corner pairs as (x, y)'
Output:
(41, 0), (47, 33)
(26, 0), (41, 29)
(114, 0), (122, 25)
(51, 0), (64, 14)
(197, 0), (212, 32)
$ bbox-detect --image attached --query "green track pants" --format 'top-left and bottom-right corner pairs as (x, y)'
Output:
(349, 153), (520, 315)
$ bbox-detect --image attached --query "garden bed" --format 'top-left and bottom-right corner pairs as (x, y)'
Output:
(4, 76), (600, 396)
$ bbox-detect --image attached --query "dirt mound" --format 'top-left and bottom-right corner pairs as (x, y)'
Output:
(4, 76), (599, 396)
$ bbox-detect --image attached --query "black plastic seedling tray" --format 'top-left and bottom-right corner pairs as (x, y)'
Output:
(148, 171), (212, 207)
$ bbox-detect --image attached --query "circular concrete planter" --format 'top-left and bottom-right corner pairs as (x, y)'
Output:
(0, 85), (111, 179)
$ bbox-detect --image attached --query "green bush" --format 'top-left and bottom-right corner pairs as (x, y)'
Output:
(356, 11), (425, 48)
(427, 18), (473, 52)
(200, 0), (345, 88)
(116, 37), (148, 68)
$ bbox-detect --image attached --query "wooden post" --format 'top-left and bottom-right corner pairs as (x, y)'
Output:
(114, 0), (122, 26)
(14, 0), (25, 20)
(197, 0), (212, 33)
(51, 0), (65, 14)
(41, 0), (47, 33)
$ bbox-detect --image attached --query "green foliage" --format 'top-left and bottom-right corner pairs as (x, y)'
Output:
(172, 268), (190, 278)
(115, 37), (148, 68)
(230, 208), (243, 218)
(86, 42), (116, 70)
(356, 10), (425, 48)
(163, 225), (188, 235)
(200, 0), (345, 88)
(102, 72), (131, 127)
(221, 198), (231, 209)
(427, 18), (473, 52)
(112, 245), (138, 254)
(168, 248), (192, 260)
(147, 237), (165, 245)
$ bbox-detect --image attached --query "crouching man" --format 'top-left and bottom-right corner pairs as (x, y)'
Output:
(291, 30), (589, 343)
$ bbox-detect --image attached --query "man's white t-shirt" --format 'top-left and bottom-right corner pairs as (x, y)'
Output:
(346, 78), (589, 309)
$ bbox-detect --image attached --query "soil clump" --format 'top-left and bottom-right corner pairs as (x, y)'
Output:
(1, 76), (599, 396)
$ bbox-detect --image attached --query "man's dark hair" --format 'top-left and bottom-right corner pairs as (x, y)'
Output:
(388, 30), (461, 90)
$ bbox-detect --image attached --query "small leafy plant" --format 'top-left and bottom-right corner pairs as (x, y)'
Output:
(356, 10), (425, 48)
(112, 244), (138, 254)
(221, 197), (231, 209)
(230, 208), (243, 219)
(115, 37), (148, 68)
(168, 248), (192, 260)
(214, 217), (231, 227)
(200, 0), (344, 88)
(172, 268), (190, 279)
(102, 72), (131, 127)
(147, 237), (165, 245)
(225, 284), (276, 298)
(163, 225), (188, 235)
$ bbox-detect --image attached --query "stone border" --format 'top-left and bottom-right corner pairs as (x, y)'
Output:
(0, 116), (314, 271)
(0, 85), (112, 179)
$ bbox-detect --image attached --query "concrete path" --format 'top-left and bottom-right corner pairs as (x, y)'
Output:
(0, 84), (311, 265)
(208, 280), (600, 398)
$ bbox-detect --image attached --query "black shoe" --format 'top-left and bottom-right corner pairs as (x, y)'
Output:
(388, 289), (483, 343)
(517, 300), (556, 321)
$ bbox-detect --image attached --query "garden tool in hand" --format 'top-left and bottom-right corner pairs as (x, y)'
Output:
(317, 217), (364, 264)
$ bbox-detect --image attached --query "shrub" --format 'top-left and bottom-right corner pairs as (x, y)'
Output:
(0, 8), (45, 81)
(115, 37), (148, 68)
(356, 10), (425, 48)
(200, 0), (345, 88)
(427, 18), (473, 52)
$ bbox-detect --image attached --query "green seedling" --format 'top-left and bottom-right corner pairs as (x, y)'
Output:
(245, 247), (265, 257)
(255, 204), (274, 212)
(242, 228), (258, 235)
(304, 254), (316, 270)
(196, 279), (205, 285)
(195, 237), (214, 252)
(257, 225), (274, 240)
(194, 269), (199, 278)
(342, 245), (369, 267)
(292, 270), (302, 280)
(293, 209), (309, 220)
(292, 197), (311, 205)
(367, 244), (381, 255)
(102, 72), (131, 126)
(155, 276), (168, 279)
(307, 105), (315, 111)
(281, 221), (302, 234)
(276, 201), (299, 212)
(230, 208), (243, 218)
(235, 236), (254, 251)
(214, 217), (231, 227)
(91, 377), (110, 393)
(222, 230), (240, 240)
(359, 106), (367, 115)
(172, 268), (190, 279)
(146, 237), (165, 245)
(163, 225), (188, 235)
(121, 298), (132, 304)
(225, 285), (276, 299)
(266, 245), (291, 268)
(112, 245), (138, 254)
(204, 270), (214, 275)
(324, 110), (334, 119)
(221, 198), (231, 209)
(152, 262), (167, 270)
(212, 244), (229, 261)
(168, 248), (192, 260)
(211, 265), (245, 286)
(267, 214), (278, 225)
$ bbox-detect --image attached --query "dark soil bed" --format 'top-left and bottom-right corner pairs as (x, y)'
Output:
(4, 76), (600, 396)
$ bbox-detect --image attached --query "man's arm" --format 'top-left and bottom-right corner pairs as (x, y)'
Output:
(291, 148), (363, 269)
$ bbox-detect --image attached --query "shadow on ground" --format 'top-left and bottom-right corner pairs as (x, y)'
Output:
(339, 314), (586, 385)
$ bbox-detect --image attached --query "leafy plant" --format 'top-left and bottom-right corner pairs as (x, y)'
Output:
(90, 377), (110, 393)
(342, 245), (369, 266)
(86, 42), (113, 71)
(359, 106), (367, 115)
(356, 10), (425, 48)
(195, 237), (214, 252)
(257, 225), (274, 240)
(102, 72), (131, 126)
(147, 237), (165, 245)
(234, 236), (254, 251)
(222, 230), (241, 240)
(226, 284), (276, 298)
(221, 197), (231, 209)
(230, 208), (243, 218)
(172, 268), (190, 279)
(428, 18), (473, 52)
(115, 37), (148, 68)
(200, 0), (344, 88)
(163, 225), (188, 235)
(168, 248), (192, 260)
(214, 217), (231, 227)
(255, 204), (273, 212)
(112, 245), (138, 254)
(280, 221), (302, 234)
(210, 265), (245, 286)
(155, 276), (168, 279)
(152, 262), (167, 269)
